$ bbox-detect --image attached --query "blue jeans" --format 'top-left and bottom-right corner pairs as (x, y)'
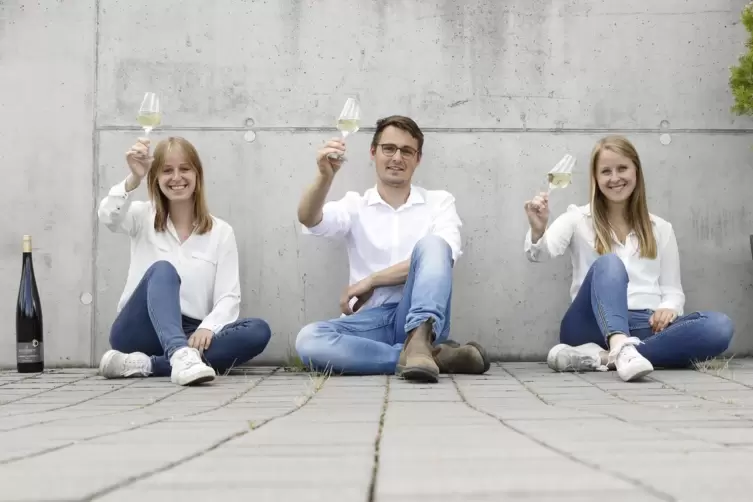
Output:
(560, 253), (734, 368)
(295, 235), (454, 374)
(109, 261), (271, 376)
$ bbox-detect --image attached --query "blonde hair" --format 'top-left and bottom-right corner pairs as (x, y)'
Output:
(589, 135), (656, 259)
(146, 137), (213, 234)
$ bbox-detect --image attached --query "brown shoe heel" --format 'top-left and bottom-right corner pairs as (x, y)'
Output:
(467, 341), (491, 373)
(401, 355), (439, 383)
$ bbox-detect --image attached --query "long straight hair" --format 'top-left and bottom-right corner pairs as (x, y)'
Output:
(589, 135), (657, 259)
(146, 137), (213, 234)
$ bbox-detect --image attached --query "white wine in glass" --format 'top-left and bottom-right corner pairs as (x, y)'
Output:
(328, 97), (361, 160)
(547, 154), (575, 194)
(138, 92), (161, 136)
(337, 118), (360, 137)
(547, 172), (572, 190)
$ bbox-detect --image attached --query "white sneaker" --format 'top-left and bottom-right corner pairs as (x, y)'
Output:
(99, 350), (152, 379)
(169, 347), (215, 386)
(547, 343), (608, 372)
(609, 337), (653, 382)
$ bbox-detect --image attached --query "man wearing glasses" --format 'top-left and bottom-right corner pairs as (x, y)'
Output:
(295, 115), (489, 382)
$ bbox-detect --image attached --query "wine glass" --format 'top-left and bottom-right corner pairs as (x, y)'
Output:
(546, 154), (575, 194)
(327, 97), (361, 160)
(137, 92), (161, 136)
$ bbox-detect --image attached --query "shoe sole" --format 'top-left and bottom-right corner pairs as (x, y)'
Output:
(547, 344), (605, 373)
(98, 350), (118, 378)
(546, 344), (568, 371)
(172, 368), (216, 386)
(401, 366), (439, 383)
(618, 364), (653, 382)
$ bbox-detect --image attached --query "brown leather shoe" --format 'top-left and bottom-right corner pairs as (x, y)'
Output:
(396, 321), (439, 383)
(432, 340), (490, 374)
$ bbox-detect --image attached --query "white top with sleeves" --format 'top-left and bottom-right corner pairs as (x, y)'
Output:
(98, 177), (241, 333)
(524, 203), (685, 315)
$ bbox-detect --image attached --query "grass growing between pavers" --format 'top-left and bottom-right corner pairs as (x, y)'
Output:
(282, 354), (310, 373)
(248, 366), (332, 429)
(693, 356), (735, 377)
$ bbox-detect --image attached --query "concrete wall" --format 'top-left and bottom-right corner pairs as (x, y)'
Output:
(2, 0), (753, 368)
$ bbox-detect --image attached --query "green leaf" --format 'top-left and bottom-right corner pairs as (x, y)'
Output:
(730, 2), (753, 115)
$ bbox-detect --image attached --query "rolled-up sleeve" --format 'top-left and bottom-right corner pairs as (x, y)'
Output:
(97, 178), (146, 236)
(524, 207), (578, 262)
(301, 192), (357, 239)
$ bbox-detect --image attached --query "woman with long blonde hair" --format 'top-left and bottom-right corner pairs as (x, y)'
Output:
(97, 136), (271, 386)
(523, 135), (733, 382)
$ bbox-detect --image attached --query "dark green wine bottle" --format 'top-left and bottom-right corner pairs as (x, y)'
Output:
(16, 235), (44, 373)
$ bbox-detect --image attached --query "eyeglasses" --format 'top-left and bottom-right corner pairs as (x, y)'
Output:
(378, 143), (418, 159)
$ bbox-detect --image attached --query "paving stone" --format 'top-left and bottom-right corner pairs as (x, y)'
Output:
(133, 455), (374, 486)
(669, 426), (753, 444)
(374, 492), (663, 501)
(375, 458), (636, 496)
(1, 365), (753, 499)
(589, 450), (753, 500)
(98, 486), (368, 502)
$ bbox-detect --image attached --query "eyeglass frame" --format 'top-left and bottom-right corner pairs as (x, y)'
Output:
(376, 143), (420, 159)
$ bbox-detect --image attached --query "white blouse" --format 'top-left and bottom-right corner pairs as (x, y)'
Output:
(98, 177), (241, 333)
(524, 203), (685, 315)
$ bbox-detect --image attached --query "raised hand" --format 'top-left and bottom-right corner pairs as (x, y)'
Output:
(125, 137), (152, 180)
(316, 138), (346, 178)
(524, 191), (550, 235)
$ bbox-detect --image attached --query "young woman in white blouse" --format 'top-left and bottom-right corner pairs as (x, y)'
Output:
(523, 135), (734, 382)
(97, 136), (271, 386)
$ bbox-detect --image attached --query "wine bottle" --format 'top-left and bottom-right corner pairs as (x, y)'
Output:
(16, 235), (43, 373)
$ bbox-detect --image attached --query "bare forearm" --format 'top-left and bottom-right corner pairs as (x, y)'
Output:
(298, 173), (333, 227)
(530, 227), (545, 244)
(371, 260), (410, 288)
(125, 173), (142, 192)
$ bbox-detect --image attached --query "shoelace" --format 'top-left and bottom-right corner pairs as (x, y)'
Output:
(607, 336), (643, 366)
(123, 355), (150, 375)
(173, 348), (200, 367)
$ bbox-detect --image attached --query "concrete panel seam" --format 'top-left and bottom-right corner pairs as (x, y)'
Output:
(95, 125), (753, 135)
(89, 0), (102, 367)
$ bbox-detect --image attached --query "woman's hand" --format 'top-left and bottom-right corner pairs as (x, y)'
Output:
(188, 328), (214, 351)
(649, 309), (677, 333)
(524, 192), (550, 241)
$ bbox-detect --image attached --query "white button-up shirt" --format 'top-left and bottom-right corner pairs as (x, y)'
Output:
(98, 178), (241, 334)
(524, 203), (685, 315)
(302, 185), (462, 310)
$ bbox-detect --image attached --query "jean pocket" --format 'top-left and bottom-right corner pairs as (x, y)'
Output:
(628, 309), (653, 330)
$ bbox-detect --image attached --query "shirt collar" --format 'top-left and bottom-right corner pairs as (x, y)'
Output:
(365, 185), (425, 208)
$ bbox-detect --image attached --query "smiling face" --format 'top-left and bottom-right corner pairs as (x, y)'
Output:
(146, 136), (214, 234)
(156, 145), (197, 202)
(370, 125), (421, 187)
(588, 135), (656, 258)
(594, 148), (638, 204)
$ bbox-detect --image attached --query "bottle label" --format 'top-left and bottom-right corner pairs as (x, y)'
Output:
(17, 340), (43, 364)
